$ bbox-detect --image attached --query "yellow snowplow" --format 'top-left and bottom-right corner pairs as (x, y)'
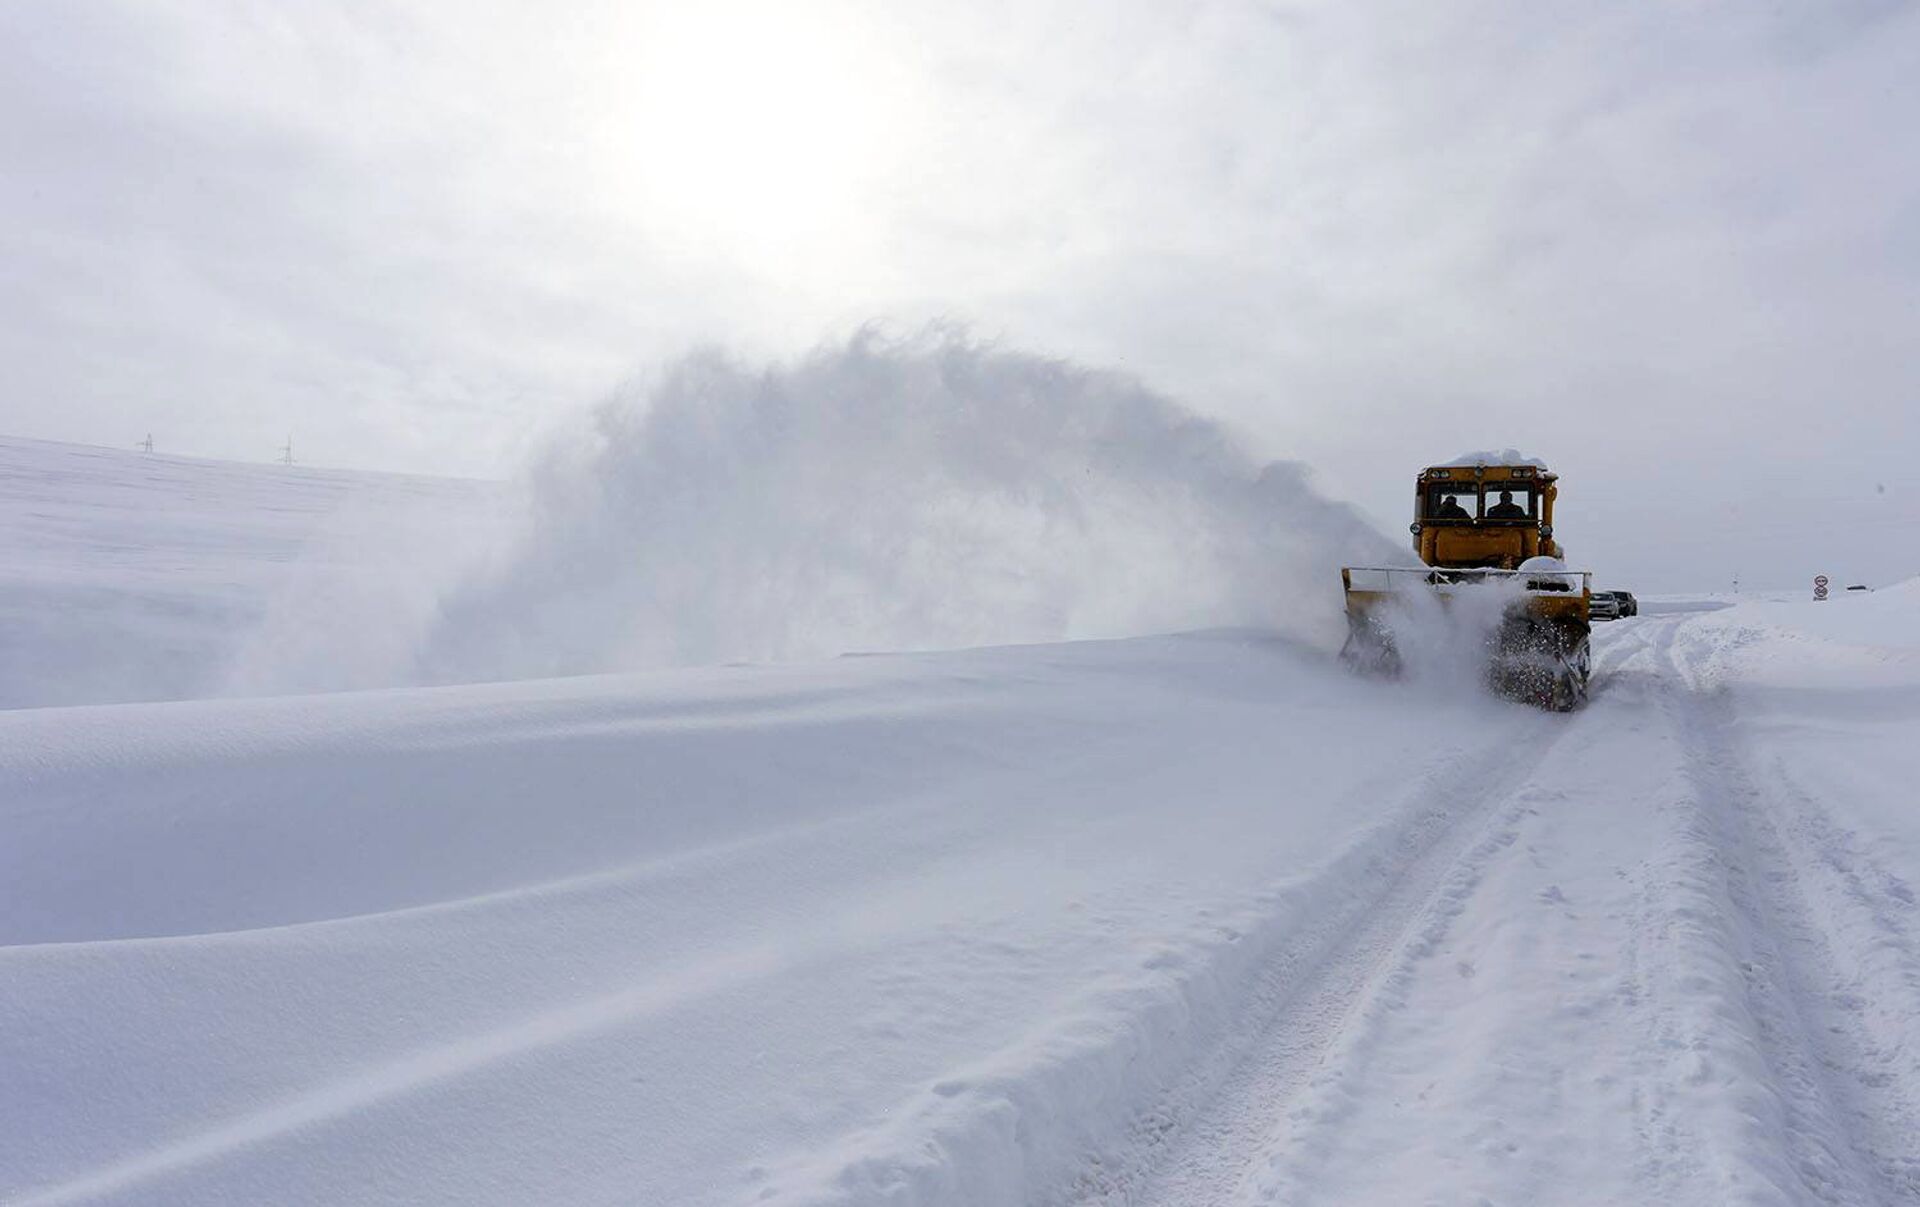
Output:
(1340, 460), (1594, 710)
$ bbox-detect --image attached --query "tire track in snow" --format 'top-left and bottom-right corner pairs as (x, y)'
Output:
(1753, 770), (1920, 1197)
(1073, 703), (1574, 1206)
(1580, 617), (1716, 1200)
(1653, 616), (1915, 1204)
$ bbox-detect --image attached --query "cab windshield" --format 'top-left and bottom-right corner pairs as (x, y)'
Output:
(1424, 484), (1537, 521)
(1482, 485), (1535, 521)
(1426, 487), (1478, 520)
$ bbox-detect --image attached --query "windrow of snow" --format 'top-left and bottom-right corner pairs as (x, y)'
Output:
(1670, 575), (1920, 692)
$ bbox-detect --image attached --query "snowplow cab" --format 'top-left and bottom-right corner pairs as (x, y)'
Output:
(1340, 459), (1593, 710)
(1415, 463), (1561, 570)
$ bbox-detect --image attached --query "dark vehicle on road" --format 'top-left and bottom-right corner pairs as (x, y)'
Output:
(1593, 590), (1637, 619)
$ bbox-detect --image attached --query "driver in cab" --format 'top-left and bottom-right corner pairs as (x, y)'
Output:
(1486, 490), (1527, 519)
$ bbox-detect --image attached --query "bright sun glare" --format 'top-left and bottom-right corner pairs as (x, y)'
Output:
(614, 1), (902, 270)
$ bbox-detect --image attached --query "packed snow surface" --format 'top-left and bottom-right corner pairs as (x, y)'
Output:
(5, 432), (1919, 1204)
(7, 583), (1918, 1205)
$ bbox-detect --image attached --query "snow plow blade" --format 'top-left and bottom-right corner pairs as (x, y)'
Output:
(1340, 567), (1593, 711)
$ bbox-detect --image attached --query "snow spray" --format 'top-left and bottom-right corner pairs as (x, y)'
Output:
(244, 330), (1396, 691)
(1374, 573), (1533, 691)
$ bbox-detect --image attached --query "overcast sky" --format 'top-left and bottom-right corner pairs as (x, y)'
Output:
(3, 0), (1916, 590)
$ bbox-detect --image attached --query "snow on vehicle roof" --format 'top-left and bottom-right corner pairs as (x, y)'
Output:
(1518, 554), (1577, 589)
(1440, 449), (1549, 468)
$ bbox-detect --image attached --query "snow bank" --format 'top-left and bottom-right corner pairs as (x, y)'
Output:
(1670, 576), (1920, 692)
(1759, 575), (1920, 648)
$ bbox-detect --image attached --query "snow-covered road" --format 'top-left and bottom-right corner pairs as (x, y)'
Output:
(1115, 609), (1920, 1205)
(5, 586), (1917, 1205)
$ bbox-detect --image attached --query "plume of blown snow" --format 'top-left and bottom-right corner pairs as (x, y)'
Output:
(244, 331), (1397, 693)
(1372, 574), (1533, 690)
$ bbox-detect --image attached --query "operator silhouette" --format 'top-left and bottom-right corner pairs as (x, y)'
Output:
(1486, 490), (1527, 519)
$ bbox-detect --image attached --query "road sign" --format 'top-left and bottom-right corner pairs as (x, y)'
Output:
(1814, 574), (1829, 601)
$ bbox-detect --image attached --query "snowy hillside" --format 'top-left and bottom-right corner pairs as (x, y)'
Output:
(2, 435), (1917, 1205)
(0, 436), (494, 710)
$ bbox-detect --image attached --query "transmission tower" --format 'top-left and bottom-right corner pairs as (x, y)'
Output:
(137, 433), (153, 453)
(280, 436), (294, 466)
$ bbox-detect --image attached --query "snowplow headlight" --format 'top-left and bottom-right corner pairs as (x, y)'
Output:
(1409, 521), (1421, 534)
(1540, 523), (1552, 537)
